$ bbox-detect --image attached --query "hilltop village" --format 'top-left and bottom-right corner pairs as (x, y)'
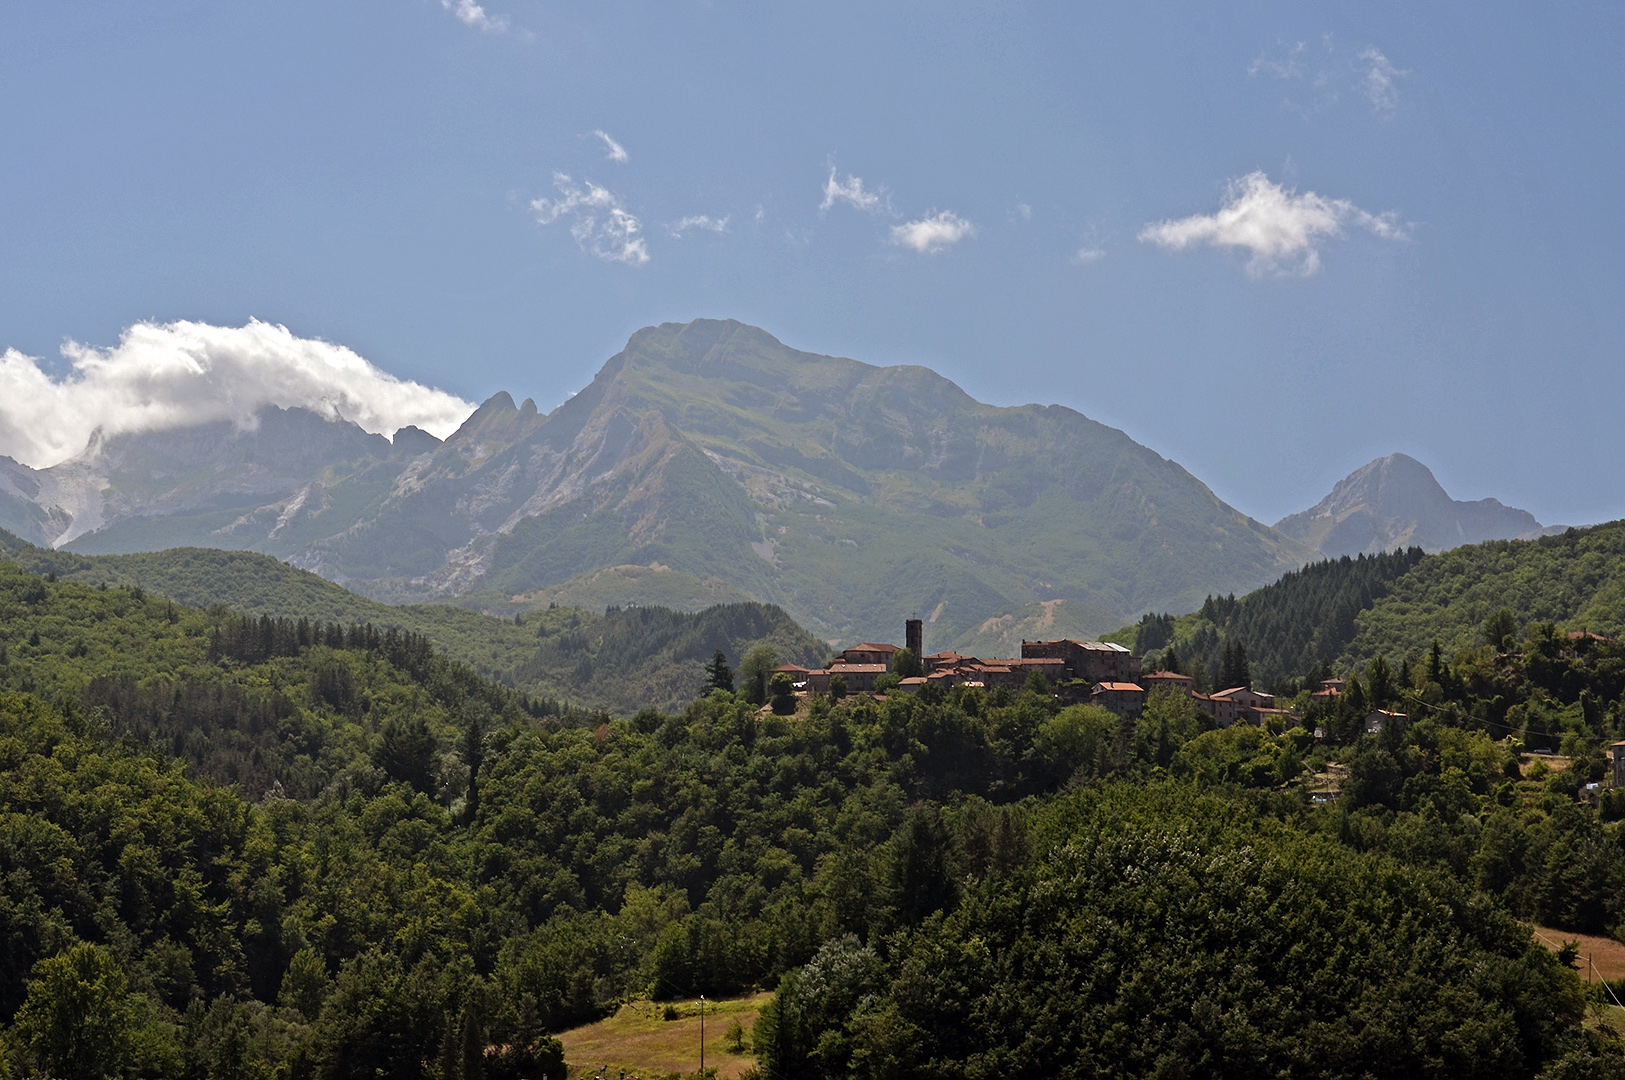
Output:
(769, 618), (1343, 728)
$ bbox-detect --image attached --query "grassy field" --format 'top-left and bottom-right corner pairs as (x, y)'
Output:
(1531, 924), (1625, 983)
(557, 993), (771, 1080)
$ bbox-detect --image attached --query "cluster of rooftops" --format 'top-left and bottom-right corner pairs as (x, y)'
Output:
(767, 619), (1337, 727)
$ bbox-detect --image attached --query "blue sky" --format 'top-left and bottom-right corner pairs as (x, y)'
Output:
(1, 1), (1621, 525)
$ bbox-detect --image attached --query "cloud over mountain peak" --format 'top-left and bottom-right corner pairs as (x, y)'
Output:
(0, 320), (474, 469)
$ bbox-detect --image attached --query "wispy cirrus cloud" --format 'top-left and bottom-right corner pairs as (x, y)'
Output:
(1248, 39), (1308, 80)
(819, 168), (886, 213)
(441, 0), (508, 33)
(530, 173), (649, 266)
(890, 211), (975, 254)
(1359, 47), (1406, 117)
(591, 130), (629, 163)
(1139, 171), (1404, 276)
(1248, 36), (1408, 120)
(666, 215), (730, 238)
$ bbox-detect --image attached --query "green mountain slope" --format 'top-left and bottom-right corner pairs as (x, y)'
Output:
(1341, 523), (1625, 665)
(20, 319), (1318, 649)
(1112, 520), (1625, 689)
(0, 532), (826, 713)
(369, 319), (1315, 647)
(1112, 547), (1427, 689)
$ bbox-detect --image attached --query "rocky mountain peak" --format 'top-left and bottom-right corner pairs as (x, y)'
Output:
(1275, 453), (1544, 558)
(3, 317), (1321, 647)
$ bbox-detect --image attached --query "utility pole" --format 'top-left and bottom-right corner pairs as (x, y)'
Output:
(699, 994), (706, 1076)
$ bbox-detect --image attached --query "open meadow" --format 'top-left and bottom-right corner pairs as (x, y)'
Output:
(557, 994), (772, 1080)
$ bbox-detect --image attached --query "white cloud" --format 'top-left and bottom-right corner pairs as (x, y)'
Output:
(530, 173), (650, 266)
(1072, 247), (1106, 264)
(1139, 171), (1404, 276)
(441, 0), (508, 33)
(1359, 47), (1405, 116)
(819, 168), (885, 213)
(666, 215), (730, 238)
(889, 211), (976, 254)
(0, 320), (475, 469)
(1248, 40), (1307, 80)
(1249, 37), (1408, 121)
(592, 130), (629, 163)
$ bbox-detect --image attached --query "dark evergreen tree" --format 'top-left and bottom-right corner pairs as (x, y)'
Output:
(889, 807), (956, 927)
(1367, 655), (1395, 708)
(1426, 638), (1448, 687)
(461, 708), (486, 825)
(1134, 612), (1177, 653)
(376, 714), (437, 794)
(705, 650), (734, 694)
(1217, 639), (1251, 689)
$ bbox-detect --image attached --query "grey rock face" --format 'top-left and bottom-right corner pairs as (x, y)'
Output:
(1275, 453), (1544, 558)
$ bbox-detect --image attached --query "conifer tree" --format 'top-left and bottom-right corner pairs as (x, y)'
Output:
(377, 714), (437, 794)
(1218, 640), (1250, 689)
(705, 650), (734, 694)
(462, 709), (486, 825)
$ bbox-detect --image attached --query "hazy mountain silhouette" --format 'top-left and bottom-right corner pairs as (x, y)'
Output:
(1274, 453), (1551, 558)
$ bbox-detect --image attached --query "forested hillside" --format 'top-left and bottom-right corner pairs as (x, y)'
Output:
(1, 557), (1624, 1078)
(1343, 522), (1625, 666)
(0, 532), (827, 713)
(1117, 520), (1625, 698)
(1115, 546), (1426, 690)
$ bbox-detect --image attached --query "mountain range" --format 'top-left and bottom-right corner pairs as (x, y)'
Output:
(0, 319), (1561, 652)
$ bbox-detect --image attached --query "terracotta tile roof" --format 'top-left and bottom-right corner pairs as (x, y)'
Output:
(1024, 638), (1130, 652)
(1093, 682), (1145, 693)
(986, 657), (1065, 667)
(851, 643), (900, 653)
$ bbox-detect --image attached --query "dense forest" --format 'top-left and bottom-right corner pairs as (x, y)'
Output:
(0, 555), (1618, 1071)
(3, 550), (1625, 1076)
(0, 530), (827, 713)
(1343, 522), (1625, 664)
(1115, 546), (1426, 691)
(1119, 521), (1625, 697)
